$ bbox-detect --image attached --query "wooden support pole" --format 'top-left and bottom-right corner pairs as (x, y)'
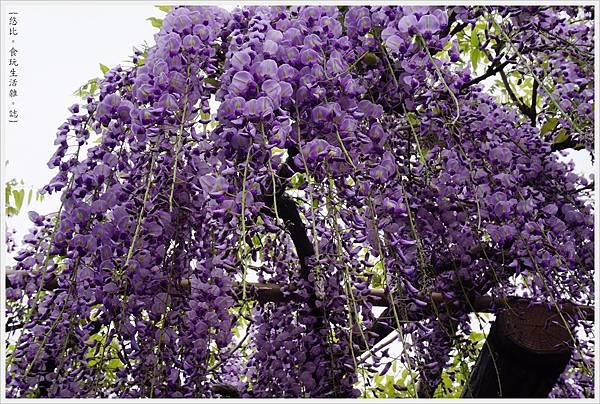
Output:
(462, 299), (574, 398)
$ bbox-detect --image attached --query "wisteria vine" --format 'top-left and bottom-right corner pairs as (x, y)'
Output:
(4, 5), (595, 398)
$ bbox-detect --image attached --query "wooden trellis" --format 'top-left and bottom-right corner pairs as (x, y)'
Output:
(5, 268), (593, 397)
(4, 193), (594, 397)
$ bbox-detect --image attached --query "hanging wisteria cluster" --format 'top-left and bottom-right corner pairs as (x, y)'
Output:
(5, 5), (595, 398)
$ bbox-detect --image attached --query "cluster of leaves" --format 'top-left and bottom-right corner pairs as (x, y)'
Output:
(4, 5), (594, 398)
(5, 179), (44, 217)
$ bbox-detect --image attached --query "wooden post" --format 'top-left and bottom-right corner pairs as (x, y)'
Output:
(462, 299), (573, 398)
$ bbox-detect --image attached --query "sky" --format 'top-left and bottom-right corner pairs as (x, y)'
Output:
(2, 3), (595, 242)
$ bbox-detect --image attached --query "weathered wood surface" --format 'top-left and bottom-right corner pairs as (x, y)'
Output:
(462, 300), (573, 398)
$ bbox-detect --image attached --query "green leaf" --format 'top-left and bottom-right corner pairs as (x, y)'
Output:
(470, 49), (480, 71)
(108, 358), (123, 370)
(89, 80), (98, 96)
(156, 5), (172, 13)
(204, 77), (220, 87)
(363, 52), (379, 67)
(553, 129), (569, 144)
(541, 117), (559, 135)
(470, 27), (480, 71)
(13, 189), (24, 213)
(406, 112), (419, 127)
(470, 29), (479, 48)
(372, 273), (383, 288)
(5, 182), (10, 204)
(147, 17), (163, 29)
(27, 189), (33, 204)
(290, 173), (305, 188)
(369, 25), (383, 39)
(252, 234), (262, 247)
(469, 331), (485, 343)
(99, 63), (110, 74)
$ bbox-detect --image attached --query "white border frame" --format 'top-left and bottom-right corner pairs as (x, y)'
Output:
(0, 1), (598, 402)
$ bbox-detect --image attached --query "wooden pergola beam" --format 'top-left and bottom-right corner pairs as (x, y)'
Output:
(5, 269), (594, 321)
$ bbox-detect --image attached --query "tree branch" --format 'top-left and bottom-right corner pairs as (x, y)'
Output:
(461, 59), (513, 92)
(550, 138), (580, 152)
(498, 68), (534, 120)
(530, 78), (539, 126)
(448, 22), (469, 38)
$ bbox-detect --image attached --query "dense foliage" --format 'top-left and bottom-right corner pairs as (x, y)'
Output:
(4, 5), (595, 398)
